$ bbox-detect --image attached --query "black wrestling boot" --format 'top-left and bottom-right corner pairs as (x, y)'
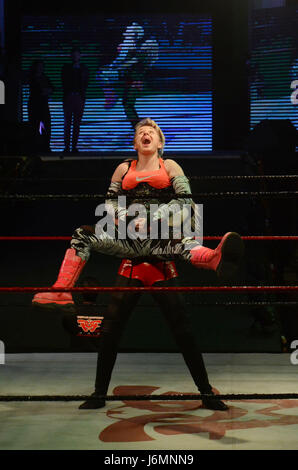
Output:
(79, 391), (106, 410)
(201, 389), (229, 411)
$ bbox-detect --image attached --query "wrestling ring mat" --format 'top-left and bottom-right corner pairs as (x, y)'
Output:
(0, 173), (297, 453)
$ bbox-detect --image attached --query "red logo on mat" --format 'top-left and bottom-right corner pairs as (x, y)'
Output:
(77, 316), (103, 336)
(99, 385), (298, 442)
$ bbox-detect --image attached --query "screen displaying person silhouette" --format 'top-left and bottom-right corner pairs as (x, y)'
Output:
(21, 14), (213, 154)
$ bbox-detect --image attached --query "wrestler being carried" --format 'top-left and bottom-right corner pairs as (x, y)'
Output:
(32, 118), (244, 310)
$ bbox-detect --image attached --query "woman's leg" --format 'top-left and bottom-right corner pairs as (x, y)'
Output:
(32, 227), (244, 310)
(32, 224), (140, 310)
(149, 232), (244, 280)
(71, 226), (244, 280)
(151, 277), (229, 410)
(32, 224), (136, 310)
(79, 275), (143, 409)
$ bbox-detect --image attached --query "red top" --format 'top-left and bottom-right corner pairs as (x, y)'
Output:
(118, 157), (178, 283)
(122, 158), (171, 190)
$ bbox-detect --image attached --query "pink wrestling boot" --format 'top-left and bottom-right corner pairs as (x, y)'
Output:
(190, 232), (244, 279)
(32, 248), (86, 311)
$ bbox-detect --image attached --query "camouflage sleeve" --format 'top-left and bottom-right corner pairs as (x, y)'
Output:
(151, 175), (193, 226)
(105, 181), (128, 221)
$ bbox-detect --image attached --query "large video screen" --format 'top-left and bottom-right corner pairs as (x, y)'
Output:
(249, 6), (298, 136)
(21, 15), (212, 154)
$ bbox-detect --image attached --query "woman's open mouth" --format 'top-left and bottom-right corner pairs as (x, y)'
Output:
(142, 137), (151, 145)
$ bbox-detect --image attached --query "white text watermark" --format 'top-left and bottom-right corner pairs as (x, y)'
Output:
(0, 340), (4, 364)
(290, 80), (298, 105)
(290, 340), (298, 365)
(0, 80), (4, 104)
(95, 198), (203, 249)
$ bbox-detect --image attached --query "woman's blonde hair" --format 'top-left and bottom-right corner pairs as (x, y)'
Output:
(134, 118), (165, 151)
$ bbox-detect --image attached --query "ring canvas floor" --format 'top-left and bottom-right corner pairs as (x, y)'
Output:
(0, 352), (297, 451)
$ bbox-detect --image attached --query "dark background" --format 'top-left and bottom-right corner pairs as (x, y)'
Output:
(0, 0), (297, 354)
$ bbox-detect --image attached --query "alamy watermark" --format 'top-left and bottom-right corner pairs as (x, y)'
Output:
(95, 197), (203, 249)
(290, 79), (298, 105)
(290, 340), (298, 365)
(0, 80), (4, 105)
(0, 340), (4, 364)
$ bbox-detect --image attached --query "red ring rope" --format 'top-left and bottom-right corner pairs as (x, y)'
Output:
(0, 236), (297, 241)
(0, 286), (297, 293)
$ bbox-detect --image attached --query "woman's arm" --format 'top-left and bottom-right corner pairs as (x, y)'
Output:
(164, 159), (185, 178)
(164, 159), (193, 203)
(111, 162), (130, 183)
(151, 159), (193, 226)
(105, 162), (130, 221)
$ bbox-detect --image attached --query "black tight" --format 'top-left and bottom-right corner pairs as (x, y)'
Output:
(95, 275), (212, 394)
